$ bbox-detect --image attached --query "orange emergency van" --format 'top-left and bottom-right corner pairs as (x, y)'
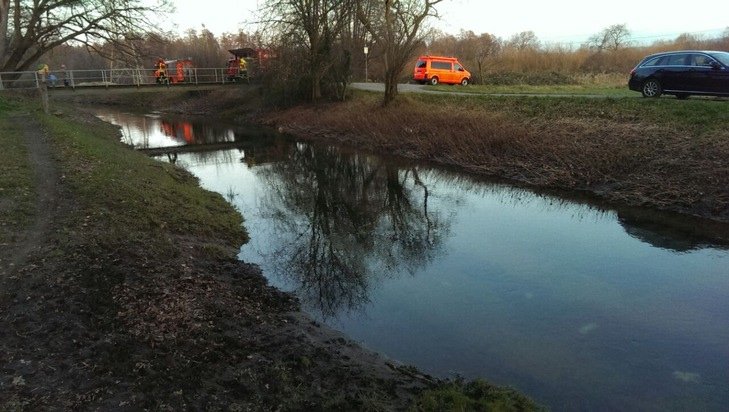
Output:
(413, 55), (471, 86)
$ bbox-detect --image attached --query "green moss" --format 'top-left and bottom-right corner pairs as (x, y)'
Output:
(413, 379), (543, 412)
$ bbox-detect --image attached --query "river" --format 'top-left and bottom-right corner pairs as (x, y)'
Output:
(96, 109), (729, 411)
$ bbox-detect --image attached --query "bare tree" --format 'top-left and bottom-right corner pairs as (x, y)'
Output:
(1, 0), (170, 72)
(506, 31), (539, 51)
(587, 24), (631, 52)
(219, 29), (258, 51)
(427, 29), (457, 54)
(357, 0), (443, 106)
(260, 0), (355, 101)
(718, 27), (729, 50)
(454, 30), (500, 84)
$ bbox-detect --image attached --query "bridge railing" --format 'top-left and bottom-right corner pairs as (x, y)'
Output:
(0, 67), (244, 90)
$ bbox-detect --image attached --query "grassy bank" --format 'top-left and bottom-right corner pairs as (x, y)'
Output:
(430, 83), (632, 97)
(0, 100), (34, 245)
(0, 94), (540, 410)
(263, 91), (729, 223)
(42, 110), (248, 249)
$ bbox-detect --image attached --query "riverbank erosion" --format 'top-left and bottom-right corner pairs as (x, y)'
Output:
(0, 95), (538, 410)
(261, 92), (729, 225)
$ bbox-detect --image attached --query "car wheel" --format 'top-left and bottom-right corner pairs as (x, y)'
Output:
(429, 77), (439, 86)
(461, 78), (469, 86)
(641, 79), (662, 98)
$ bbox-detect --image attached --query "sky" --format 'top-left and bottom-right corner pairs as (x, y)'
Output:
(163, 0), (728, 45)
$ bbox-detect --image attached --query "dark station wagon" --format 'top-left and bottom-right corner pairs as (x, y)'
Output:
(628, 50), (729, 98)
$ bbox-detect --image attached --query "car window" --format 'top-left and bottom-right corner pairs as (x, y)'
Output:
(416, 60), (426, 68)
(690, 54), (714, 67)
(455, 63), (464, 71)
(641, 56), (663, 67)
(665, 54), (688, 66)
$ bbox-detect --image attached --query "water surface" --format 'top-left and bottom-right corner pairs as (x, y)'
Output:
(100, 110), (729, 411)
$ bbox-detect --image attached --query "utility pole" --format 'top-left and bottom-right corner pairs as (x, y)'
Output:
(364, 46), (369, 82)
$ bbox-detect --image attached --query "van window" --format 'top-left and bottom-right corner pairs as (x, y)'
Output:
(431, 61), (452, 70)
(455, 63), (464, 72)
(416, 60), (426, 68)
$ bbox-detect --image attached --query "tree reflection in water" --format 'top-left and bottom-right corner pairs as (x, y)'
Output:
(256, 144), (451, 318)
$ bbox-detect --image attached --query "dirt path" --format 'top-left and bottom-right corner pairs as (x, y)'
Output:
(1, 113), (60, 276)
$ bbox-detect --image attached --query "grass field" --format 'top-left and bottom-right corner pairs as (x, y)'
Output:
(429, 83), (634, 97)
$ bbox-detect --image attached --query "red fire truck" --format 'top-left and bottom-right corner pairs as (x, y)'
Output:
(226, 48), (273, 81)
(154, 58), (194, 84)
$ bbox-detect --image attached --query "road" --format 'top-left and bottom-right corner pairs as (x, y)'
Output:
(351, 82), (476, 96)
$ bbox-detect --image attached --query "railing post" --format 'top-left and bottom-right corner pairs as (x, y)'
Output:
(38, 81), (49, 114)
(70, 70), (75, 89)
(0, 73), (4, 90)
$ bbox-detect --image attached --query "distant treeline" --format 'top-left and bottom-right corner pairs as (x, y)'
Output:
(44, 25), (729, 87)
(417, 26), (729, 84)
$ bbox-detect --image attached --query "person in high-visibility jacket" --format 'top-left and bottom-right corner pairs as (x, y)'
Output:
(37, 64), (49, 83)
(155, 59), (167, 83)
(238, 58), (248, 78)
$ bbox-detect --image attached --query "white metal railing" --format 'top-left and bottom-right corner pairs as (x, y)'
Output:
(0, 67), (247, 90)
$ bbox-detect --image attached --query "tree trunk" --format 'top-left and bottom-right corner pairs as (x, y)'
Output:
(382, 70), (398, 106)
(0, 0), (9, 63)
(311, 75), (322, 101)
